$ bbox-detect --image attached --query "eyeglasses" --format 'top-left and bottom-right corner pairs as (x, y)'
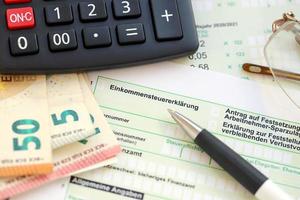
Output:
(243, 12), (300, 109)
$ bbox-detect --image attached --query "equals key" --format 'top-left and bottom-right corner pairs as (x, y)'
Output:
(117, 23), (145, 45)
(126, 28), (139, 36)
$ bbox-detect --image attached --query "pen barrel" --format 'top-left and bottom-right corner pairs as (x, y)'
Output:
(195, 129), (268, 194)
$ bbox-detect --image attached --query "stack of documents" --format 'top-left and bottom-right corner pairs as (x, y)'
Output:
(0, 73), (120, 199)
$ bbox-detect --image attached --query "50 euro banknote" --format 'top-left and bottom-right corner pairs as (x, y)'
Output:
(0, 75), (52, 177)
(0, 73), (121, 199)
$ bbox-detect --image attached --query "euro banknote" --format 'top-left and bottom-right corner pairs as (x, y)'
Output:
(0, 73), (121, 199)
(47, 74), (95, 149)
(0, 75), (52, 177)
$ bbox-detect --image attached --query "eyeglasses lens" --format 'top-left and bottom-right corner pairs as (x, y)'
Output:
(264, 21), (300, 109)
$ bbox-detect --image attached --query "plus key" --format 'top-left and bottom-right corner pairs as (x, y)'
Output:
(161, 9), (173, 22)
(150, 0), (183, 41)
(6, 7), (35, 30)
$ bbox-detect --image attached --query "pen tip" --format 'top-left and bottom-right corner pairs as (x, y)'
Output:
(167, 109), (176, 116)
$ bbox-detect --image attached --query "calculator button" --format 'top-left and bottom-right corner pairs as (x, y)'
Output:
(83, 27), (111, 48)
(150, 0), (183, 41)
(9, 33), (39, 56)
(45, 5), (73, 25)
(112, 0), (141, 19)
(4, 0), (31, 4)
(6, 7), (35, 30)
(48, 30), (77, 52)
(117, 23), (145, 45)
(79, 1), (107, 22)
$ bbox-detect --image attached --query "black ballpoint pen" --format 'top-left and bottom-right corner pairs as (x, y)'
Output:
(168, 109), (293, 200)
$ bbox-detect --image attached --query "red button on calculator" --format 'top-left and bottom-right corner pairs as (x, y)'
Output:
(6, 7), (35, 30)
(4, 0), (31, 4)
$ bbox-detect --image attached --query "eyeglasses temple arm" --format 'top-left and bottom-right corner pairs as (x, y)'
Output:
(242, 63), (273, 75)
(243, 63), (300, 81)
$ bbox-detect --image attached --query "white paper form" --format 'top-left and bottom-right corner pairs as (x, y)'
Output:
(63, 62), (300, 200)
(173, 0), (300, 83)
(10, 157), (118, 200)
(11, 178), (69, 200)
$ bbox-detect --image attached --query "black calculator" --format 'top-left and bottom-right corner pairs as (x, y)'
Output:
(0, 0), (198, 73)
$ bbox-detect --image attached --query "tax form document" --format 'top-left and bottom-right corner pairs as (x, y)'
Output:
(10, 158), (118, 200)
(172, 0), (300, 83)
(64, 62), (300, 200)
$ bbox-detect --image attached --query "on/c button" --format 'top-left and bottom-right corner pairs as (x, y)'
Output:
(6, 7), (35, 30)
(4, 0), (32, 4)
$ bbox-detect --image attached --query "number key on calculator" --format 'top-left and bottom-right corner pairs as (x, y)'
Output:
(0, 0), (199, 73)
